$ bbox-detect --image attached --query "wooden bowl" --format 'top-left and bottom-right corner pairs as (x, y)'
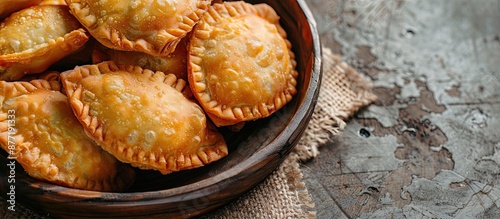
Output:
(0, 0), (322, 218)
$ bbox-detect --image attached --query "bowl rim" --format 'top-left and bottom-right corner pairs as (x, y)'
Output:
(3, 0), (323, 214)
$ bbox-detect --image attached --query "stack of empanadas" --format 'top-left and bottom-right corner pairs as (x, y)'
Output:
(0, 0), (297, 192)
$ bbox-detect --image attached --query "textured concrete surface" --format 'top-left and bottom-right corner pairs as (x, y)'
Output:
(302, 0), (500, 218)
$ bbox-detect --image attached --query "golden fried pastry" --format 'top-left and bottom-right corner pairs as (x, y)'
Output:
(61, 61), (228, 174)
(0, 0), (43, 20)
(66, 0), (211, 56)
(92, 37), (188, 81)
(0, 79), (135, 192)
(188, 2), (298, 127)
(0, 5), (89, 81)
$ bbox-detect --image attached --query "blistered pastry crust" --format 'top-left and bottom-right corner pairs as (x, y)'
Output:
(61, 61), (228, 174)
(0, 5), (89, 81)
(66, 0), (211, 56)
(92, 37), (189, 81)
(188, 2), (298, 127)
(0, 79), (135, 192)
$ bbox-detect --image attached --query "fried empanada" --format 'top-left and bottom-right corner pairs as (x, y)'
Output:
(92, 37), (188, 81)
(0, 5), (89, 81)
(66, 0), (211, 56)
(61, 61), (228, 174)
(0, 79), (135, 192)
(188, 2), (298, 127)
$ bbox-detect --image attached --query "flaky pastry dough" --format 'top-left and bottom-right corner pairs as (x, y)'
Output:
(92, 37), (188, 81)
(66, 0), (211, 56)
(188, 1), (298, 127)
(61, 61), (228, 174)
(0, 79), (135, 191)
(0, 5), (89, 81)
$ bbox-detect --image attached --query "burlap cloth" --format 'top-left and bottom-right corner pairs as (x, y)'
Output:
(0, 47), (376, 219)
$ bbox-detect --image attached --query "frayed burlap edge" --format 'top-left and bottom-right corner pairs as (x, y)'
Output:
(201, 153), (316, 219)
(293, 48), (377, 161)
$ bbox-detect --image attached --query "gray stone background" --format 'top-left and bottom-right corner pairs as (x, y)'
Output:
(302, 0), (500, 218)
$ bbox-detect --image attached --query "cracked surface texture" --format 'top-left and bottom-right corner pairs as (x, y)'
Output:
(303, 0), (500, 218)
